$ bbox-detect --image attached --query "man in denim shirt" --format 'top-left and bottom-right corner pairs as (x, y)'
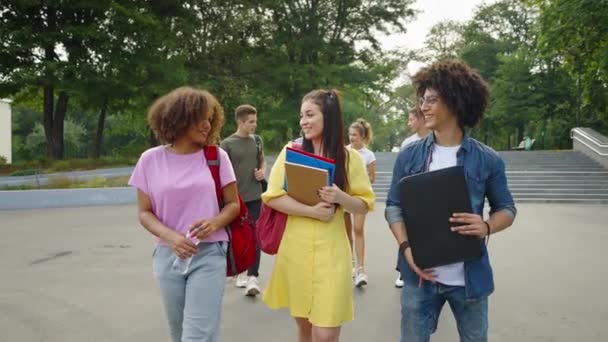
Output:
(385, 59), (517, 342)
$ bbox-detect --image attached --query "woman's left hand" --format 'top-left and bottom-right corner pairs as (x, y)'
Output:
(318, 184), (345, 204)
(189, 219), (221, 241)
(449, 213), (487, 238)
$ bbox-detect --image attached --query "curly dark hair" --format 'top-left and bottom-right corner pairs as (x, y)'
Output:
(147, 86), (225, 145)
(412, 59), (489, 128)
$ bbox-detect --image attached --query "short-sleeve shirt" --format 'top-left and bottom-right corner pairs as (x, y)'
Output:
(347, 145), (376, 175)
(128, 145), (236, 244)
(220, 134), (263, 202)
(400, 133), (422, 150)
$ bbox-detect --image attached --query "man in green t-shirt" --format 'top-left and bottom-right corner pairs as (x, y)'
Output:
(220, 104), (266, 297)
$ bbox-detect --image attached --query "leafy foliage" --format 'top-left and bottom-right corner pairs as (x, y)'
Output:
(2, 0), (607, 162)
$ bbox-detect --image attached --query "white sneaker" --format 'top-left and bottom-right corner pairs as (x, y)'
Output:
(245, 276), (260, 297)
(355, 270), (368, 288)
(395, 275), (404, 288)
(235, 273), (248, 288)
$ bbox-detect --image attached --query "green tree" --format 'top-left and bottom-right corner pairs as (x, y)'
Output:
(423, 20), (465, 62)
(487, 51), (542, 145)
(459, 0), (537, 80)
(0, 1), (189, 159)
(535, 0), (608, 131)
(199, 0), (418, 149)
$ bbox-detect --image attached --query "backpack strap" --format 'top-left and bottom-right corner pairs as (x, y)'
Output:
(253, 135), (263, 169)
(203, 145), (223, 205)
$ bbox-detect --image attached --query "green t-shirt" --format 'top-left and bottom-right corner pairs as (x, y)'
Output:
(220, 134), (263, 202)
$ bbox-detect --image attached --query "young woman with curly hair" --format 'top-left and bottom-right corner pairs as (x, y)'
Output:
(129, 86), (239, 342)
(262, 89), (375, 342)
(385, 59), (517, 342)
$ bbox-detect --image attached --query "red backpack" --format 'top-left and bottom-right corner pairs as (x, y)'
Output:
(203, 145), (256, 276)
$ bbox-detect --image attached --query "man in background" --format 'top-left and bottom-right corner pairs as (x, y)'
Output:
(400, 108), (430, 150)
(394, 107), (431, 288)
(220, 104), (266, 297)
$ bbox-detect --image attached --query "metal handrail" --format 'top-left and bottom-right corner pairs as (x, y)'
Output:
(571, 128), (608, 147)
(571, 128), (608, 156)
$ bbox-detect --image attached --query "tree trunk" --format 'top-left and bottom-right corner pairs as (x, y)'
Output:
(517, 125), (524, 145)
(43, 85), (55, 158)
(93, 97), (109, 158)
(51, 91), (68, 159)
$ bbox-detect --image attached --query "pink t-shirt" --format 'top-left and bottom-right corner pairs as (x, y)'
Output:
(128, 145), (236, 244)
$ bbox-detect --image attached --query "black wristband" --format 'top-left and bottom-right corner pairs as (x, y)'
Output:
(399, 241), (410, 255)
(484, 221), (492, 237)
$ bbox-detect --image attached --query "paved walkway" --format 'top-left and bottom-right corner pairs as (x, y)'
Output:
(1, 203), (607, 341)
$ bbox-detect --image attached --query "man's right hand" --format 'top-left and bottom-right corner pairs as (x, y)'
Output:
(166, 231), (198, 259)
(403, 247), (436, 282)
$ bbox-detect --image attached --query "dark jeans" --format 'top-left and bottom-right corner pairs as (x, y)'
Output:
(245, 199), (261, 277)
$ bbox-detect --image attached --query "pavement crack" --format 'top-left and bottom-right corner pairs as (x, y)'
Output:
(30, 251), (73, 265)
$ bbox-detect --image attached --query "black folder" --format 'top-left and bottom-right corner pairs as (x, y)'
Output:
(398, 166), (481, 269)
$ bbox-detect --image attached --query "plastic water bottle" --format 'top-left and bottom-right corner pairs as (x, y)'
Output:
(171, 255), (193, 274)
(171, 229), (200, 274)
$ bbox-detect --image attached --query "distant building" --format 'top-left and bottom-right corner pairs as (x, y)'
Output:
(0, 100), (12, 164)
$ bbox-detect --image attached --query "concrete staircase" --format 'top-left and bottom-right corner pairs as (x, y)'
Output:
(373, 150), (608, 203)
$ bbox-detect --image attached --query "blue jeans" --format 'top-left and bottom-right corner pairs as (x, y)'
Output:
(153, 242), (227, 342)
(400, 280), (488, 342)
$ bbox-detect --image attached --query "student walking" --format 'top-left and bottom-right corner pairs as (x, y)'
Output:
(401, 108), (431, 150)
(385, 59), (517, 342)
(346, 118), (376, 287)
(220, 104), (266, 297)
(262, 89), (375, 342)
(395, 108), (431, 288)
(129, 87), (239, 342)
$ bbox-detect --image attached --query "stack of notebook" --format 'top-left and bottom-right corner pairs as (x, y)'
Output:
(284, 147), (335, 206)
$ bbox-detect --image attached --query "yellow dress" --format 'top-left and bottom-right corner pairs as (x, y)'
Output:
(261, 144), (375, 327)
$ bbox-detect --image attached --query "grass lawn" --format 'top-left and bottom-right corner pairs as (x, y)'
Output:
(0, 157), (137, 176)
(1, 176), (130, 190)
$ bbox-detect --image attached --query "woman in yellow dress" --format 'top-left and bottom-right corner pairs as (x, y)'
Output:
(262, 89), (375, 342)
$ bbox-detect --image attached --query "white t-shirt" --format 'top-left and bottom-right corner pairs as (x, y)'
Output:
(401, 133), (422, 150)
(428, 144), (465, 287)
(348, 145), (376, 174)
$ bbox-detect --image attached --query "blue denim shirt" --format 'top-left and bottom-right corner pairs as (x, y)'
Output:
(385, 133), (516, 300)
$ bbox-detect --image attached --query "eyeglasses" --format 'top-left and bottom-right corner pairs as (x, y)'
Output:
(419, 96), (440, 107)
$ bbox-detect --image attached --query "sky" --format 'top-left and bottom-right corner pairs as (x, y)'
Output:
(379, 0), (496, 75)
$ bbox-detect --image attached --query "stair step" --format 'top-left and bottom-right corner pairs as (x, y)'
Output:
(510, 188), (608, 193)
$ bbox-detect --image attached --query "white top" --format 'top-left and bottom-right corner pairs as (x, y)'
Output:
(428, 144), (465, 287)
(356, 147), (376, 167)
(348, 145), (376, 174)
(401, 133), (422, 150)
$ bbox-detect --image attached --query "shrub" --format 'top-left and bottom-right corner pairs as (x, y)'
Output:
(48, 160), (72, 172)
(9, 169), (38, 176)
(47, 176), (76, 188)
(76, 177), (107, 188)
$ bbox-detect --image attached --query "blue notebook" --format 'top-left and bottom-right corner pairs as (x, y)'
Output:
(285, 148), (335, 189)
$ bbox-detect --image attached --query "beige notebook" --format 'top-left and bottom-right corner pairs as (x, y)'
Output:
(285, 161), (329, 206)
